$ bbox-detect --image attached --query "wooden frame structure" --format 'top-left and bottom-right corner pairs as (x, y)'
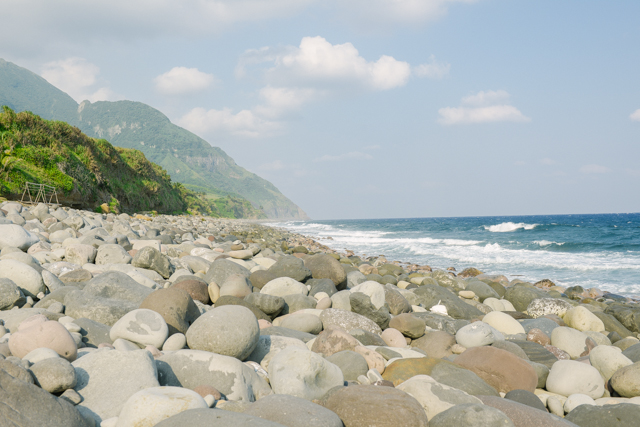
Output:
(20, 182), (59, 206)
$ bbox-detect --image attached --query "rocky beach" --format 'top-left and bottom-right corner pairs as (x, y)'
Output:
(2, 201), (640, 427)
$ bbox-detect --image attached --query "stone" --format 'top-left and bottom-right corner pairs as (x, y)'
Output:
(132, 246), (173, 278)
(156, 350), (272, 401)
(623, 343), (640, 362)
(454, 346), (538, 393)
(348, 291), (390, 329)
(0, 369), (90, 427)
(9, 319), (77, 361)
(260, 326), (317, 343)
(140, 287), (201, 335)
(546, 360), (605, 399)
(589, 345), (633, 381)
(268, 346), (344, 400)
(382, 357), (499, 396)
(219, 274), (253, 299)
(349, 328), (386, 346)
(429, 403), (516, 427)
(396, 375), (483, 420)
(64, 244), (97, 266)
(0, 259), (45, 297)
(326, 350), (369, 381)
(0, 277), (26, 310)
(610, 362), (640, 397)
(72, 349), (160, 424)
(186, 305), (259, 360)
(304, 254), (347, 289)
(330, 290), (352, 311)
(280, 312), (323, 335)
(455, 321), (504, 348)
(527, 328), (551, 346)
(95, 244), (133, 265)
(414, 285), (486, 321)
(154, 408), (286, 427)
(74, 317), (113, 347)
(204, 258), (250, 288)
(565, 402), (640, 427)
(592, 311), (634, 338)
(564, 306), (606, 332)
(29, 357), (77, 393)
(551, 327), (592, 359)
(244, 393), (343, 427)
(246, 335), (308, 369)
(244, 293), (285, 318)
(261, 277), (308, 297)
(504, 389), (548, 412)
(308, 278), (338, 297)
(249, 269), (276, 290)
(478, 395), (577, 427)
(564, 394), (595, 413)
(0, 224), (40, 250)
(319, 384), (428, 427)
(59, 268), (93, 283)
(411, 330), (456, 359)
(109, 308), (169, 349)
(511, 340), (559, 369)
(215, 295), (271, 322)
(527, 298), (574, 318)
(381, 328), (407, 347)
(521, 317), (560, 336)
(0, 358), (34, 384)
(389, 313), (426, 339)
(311, 326), (361, 357)
(172, 279), (210, 304)
(320, 308), (382, 335)
(162, 333), (186, 351)
(114, 386), (208, 427)
(506, 285), (553, 313)
(483, 310), (526, 335)
(350, 281), (385, 309)
(385, 286), (412, 315)
(267, 255), (312, 282)
(282, 294), (318, 314)
(464, 279), (500, 301)
(22, 346), (60, 364)
(354, 346), (386, 373)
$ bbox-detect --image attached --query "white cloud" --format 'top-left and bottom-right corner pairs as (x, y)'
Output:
(314, 151), (373, 162)
(177, 107), (281, 138)
(40, 57), (118, 102)
(154, 67), (215, 95)
(580, 164), (609, 174)
(413, 55), (450, 79)
(245, 36), (412, 91)
(438, 90), (530, 125)
(631, 109), (640, 121)
(254, 86), (319, 118)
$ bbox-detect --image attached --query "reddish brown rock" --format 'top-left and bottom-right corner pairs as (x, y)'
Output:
(172, 279), (210, 304)
(319, 384), (428, 427)
(454, 346), (538, 393)
(311, 326), (361, 357)
(541, 314), (567, 327)
(8, 320), (77, 361)
(526, 328), (551, 346)
(544, 345), (571, 360)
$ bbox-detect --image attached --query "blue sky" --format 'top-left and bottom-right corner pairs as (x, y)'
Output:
(2, 0), (639, 219)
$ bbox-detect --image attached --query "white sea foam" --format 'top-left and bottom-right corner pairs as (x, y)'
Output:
(534, 240), (565, 247)
(484, 222), (538, 232)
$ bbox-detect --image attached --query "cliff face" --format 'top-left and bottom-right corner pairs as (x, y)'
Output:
(0, 59), (309, 220)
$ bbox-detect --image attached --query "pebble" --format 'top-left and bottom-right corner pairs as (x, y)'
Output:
(2, 201), (640, 427)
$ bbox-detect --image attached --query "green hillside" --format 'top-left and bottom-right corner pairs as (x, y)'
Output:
(0, 107), (266, 219)
(0, 59), (309, 219)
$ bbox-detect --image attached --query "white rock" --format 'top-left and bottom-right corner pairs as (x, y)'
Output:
(564, 393), (596, 413)
(350, 281), (386, 310)
(0, 224), (40, 251)
(0, 259), (45, 297)
(115, 386), (207, 427)
(110, 309), (169, 349)
(482, 311), (526, 335)
(261, 277), (309, 297)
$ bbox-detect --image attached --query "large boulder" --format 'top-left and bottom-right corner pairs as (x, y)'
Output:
(204, 258), (250, 286)
(413, 285), (484, 320)
(268, 255), (312, 282)
(478, 396), (577, 427)
(565, 403), (640, 427)
(140, 287), (201, 335)
(0, 224), (40, 250)
(0, 259), (45, 297)
(506, 285), (550, 312)
(304, 254), (347, 290)
(154, 408), (286, 427)
(157, 349), (272, 401)
(318, 384), (428, 427)
(186, 305), (259, 361)
(132, 246), (174, 278)
(72, 349), (160, 424)
(109, 308), (169, 348)
(320, 308), (382, 335)
(268, 346), (344, 401)
(546, 360), (605, 399)
(0, 277), (26, 310)
(9, 319), (77, 361)
(0, 368), (91, 427)
(244, 394), (343, 427)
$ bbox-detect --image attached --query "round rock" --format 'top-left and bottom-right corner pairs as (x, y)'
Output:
(546, 360), (605, 399)
(455, 321), (504, 348)
(186, 305), (259, 360)
(110, 308), (169, 349)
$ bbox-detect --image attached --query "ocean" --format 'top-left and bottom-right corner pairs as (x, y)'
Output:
(268, 213), (640, 297)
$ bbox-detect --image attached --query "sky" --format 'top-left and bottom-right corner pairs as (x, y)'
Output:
(1, 0), (639, 220)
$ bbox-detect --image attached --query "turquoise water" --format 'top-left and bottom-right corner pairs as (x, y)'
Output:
(269, 214), (640, 297)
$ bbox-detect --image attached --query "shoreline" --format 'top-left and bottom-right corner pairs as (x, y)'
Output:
(1, 202), (640, 426)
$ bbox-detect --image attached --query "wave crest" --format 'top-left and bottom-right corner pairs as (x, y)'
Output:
(484, 222), (538, 232)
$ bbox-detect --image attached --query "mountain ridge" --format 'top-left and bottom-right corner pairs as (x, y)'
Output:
(0, 58), (309, 220)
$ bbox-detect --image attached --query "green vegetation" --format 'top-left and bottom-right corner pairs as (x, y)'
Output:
(0, 58), (307, 219)
(0, 107), (266, 219)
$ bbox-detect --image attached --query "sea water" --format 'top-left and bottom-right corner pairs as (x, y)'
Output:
(269, 213), (640, 297)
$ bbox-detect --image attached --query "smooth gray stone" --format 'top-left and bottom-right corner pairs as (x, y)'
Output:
(412, 311), (470, 335)
(349, 292), (391, 329)
(131, 246), (173, 279)
(0, 277), (26, 310)
(504, 389), (548, 412)
(0, 359), (34, 384)
(30, 357), (77, 393)
(428, 403), (515, 427)
(464, 279), (500, 302)
(244, 292), (285, 318)
(267, 255), (312, 282)
(260, 326), (317, 343)
(413, 285), (484, 320)
(565, 403), (640, 426)
(0, 368), (91, 427)
(155, 408), (287, 427)
(243, 394), (343, 427)
(74, 317), (113, 348)
(505, 284), (550, 312)
(349, 328), (386, 346)
(622, 342), (640, 362)
(326, 350), (369, 381)
(307, 278), (338, 297)
(429, 361), (500, 397)
(281, 294), (318, 315)
(204, 258), (250, 286)
(510, 340), (559, 369)
(520, 318), (560, 337)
